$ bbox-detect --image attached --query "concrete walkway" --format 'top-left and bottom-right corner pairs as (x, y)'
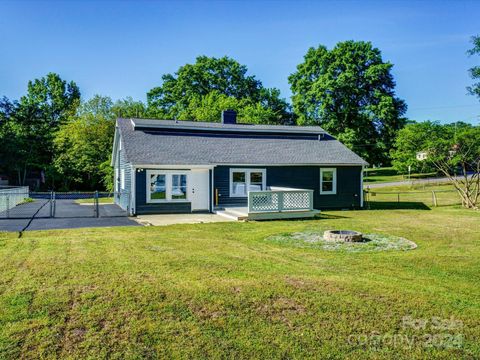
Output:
(135, 213), (234, 226)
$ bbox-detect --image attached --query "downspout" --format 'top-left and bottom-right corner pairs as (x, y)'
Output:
(360, 165), (364, 208)
(130, 164), (136, 216)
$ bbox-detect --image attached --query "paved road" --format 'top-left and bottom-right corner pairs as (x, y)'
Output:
(0, 199), (140, 232)
(364, 174), (473, 189)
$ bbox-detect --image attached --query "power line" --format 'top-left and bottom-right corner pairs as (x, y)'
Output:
(408, 104), (480, 110)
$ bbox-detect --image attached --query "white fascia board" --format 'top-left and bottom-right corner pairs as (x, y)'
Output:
(132, 163), (366, 169)
(110, 127), (119, 167)
(132, 164), (215, 170)
(211, 163), (366, 167)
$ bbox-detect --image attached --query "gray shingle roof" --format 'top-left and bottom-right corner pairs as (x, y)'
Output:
(117, 118), (367, 166)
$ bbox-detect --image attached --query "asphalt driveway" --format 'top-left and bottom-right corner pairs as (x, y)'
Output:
(0, 199), (140, 232)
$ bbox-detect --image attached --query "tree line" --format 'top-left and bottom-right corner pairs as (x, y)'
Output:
(0, 39), (478, 197)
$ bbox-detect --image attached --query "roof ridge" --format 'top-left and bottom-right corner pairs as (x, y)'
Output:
(123, 118), (327, 134)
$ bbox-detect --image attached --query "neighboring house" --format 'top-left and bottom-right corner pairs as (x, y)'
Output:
(111, 110), (367, 220)
(0, 175), (8, 186)
(416, 151), (428, 161)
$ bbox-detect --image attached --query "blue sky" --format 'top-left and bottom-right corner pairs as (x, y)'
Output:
(1, 0), (479, 123)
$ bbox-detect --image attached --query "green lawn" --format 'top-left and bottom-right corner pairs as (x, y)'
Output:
(364, 167), (438, 184)
(0, 203), (479, 358)
(366, 183), (462, 209)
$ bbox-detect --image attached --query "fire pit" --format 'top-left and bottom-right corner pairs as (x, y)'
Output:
(323, 230), (363, 242)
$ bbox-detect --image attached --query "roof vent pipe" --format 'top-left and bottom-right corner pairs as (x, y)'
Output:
(221, 110), (237, 124)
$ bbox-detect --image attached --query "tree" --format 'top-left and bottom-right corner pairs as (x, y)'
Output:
(0, 97), (17, 175)
(147, 56), (291, 124)
(19, 72), (80, 128)
(112, 97), (148, 118)
(467, 35), (480, 100)
(392, 121), (480, 209)
(1, 73), (81, 187)
(424, 125), (480, 209)
(391, 121), (444, 174)
(54, 96), (115, 190)
(289, 41), (407, 165)
(52, 95), (150, 190)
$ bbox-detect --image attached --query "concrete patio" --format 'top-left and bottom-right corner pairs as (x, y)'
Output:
(134, 213), (234, 226)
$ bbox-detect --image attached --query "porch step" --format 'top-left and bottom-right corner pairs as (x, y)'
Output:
(215, 209), (248, 221)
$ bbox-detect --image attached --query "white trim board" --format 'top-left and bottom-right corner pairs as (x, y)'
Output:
(320, 168), (337, 195)
(133, 163), (365, 168)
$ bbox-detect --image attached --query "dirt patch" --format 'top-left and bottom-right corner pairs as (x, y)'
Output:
(256, 296), (306, 328)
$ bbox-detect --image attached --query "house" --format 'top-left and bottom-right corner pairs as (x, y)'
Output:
(416, 151), (428, 161)
(111, 110), (368, 220)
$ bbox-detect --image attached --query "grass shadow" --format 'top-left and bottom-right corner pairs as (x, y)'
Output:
(316, 213), (351, 220)
(366, 201), (431, 210)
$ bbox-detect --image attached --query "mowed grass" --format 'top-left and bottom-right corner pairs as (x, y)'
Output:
(366, 182), (462, 209)
(364, 167), (438, 184)
(0, 204), (479, 358)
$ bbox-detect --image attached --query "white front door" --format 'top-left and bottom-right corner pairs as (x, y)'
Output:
(189, 169), (210, 211)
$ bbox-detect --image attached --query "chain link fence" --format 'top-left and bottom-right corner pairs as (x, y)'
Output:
(0, 188), (130, 219)
(364, 189), (461, 209)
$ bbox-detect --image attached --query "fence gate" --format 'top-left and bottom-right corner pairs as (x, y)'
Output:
(51, 192), (98, 218)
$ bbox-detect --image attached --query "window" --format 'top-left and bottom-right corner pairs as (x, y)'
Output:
(230, 169), (266, 197)
(147, 171), (188, 203)
(320, 168), (336, 195)
(120, 169), (125, 190)
(115, 168), (119, 192)
(150, 174), (166, 200)
(249, 172), (264, 191)
(171, 174), (187, 200)
(232, 171), (246, 196)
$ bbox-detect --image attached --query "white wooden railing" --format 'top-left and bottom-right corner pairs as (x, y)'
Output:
(0, 186), (29, 213)
(247, 187), (314, 213)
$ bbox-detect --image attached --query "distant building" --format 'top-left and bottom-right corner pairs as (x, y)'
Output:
(0, 175), (8, 186)
(416, 151), (428, 161)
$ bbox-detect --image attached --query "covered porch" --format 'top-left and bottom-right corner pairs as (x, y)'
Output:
(215, 187), (319, 220)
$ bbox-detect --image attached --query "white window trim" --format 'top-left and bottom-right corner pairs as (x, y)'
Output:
(320, 168), (337, 195)
(146, 170), (189, 203)
(229, 168), (266, 198)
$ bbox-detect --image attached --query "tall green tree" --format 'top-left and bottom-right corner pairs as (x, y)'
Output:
(289, 41), (407, 164)
(391, 121), (446, 174)
(3, 73), (81, 187)
(147, 56), (291, 124)
(467, 35), (480, 100)
(19, 72), (80, 128)
(54, 96), (115, 190)
(0, 97), (17, 176)
(112, 97), (148, 118)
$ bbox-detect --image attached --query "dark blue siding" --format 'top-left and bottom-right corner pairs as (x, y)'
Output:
(135, 170), (191, 214)
(214, 165), (362, 209)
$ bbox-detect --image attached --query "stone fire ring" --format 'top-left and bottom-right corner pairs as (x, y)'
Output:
(323, 230), (363, 242)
